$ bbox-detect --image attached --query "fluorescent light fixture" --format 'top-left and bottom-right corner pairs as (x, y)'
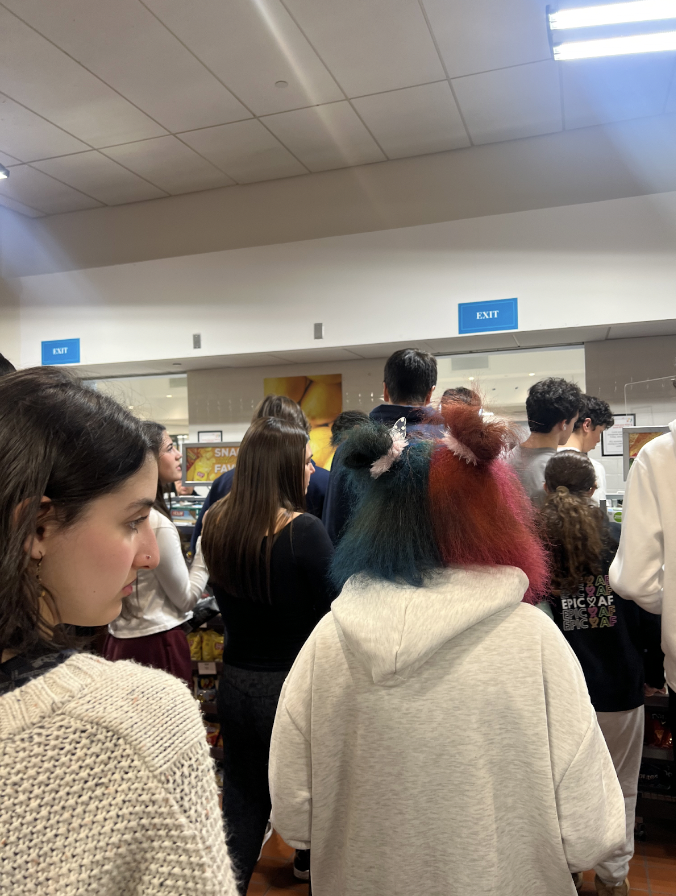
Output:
(549, 1), (676, 29)
(553, 29), (676, 57)
(0, 164), (9, 180)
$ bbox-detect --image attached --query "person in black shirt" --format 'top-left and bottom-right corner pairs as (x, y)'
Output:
(538, 451), (664, 896)
(201, 416), (335, 894)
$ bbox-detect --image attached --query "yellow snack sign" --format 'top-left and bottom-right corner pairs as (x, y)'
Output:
(183, 443), (240, 484)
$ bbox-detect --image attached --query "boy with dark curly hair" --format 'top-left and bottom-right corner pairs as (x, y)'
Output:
(508, 376), (583, 506)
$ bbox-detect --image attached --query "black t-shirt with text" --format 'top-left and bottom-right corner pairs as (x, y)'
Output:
(550, 521), (664, 712)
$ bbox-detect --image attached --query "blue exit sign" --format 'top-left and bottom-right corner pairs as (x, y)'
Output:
(458, 298), (518, 335)
(41, 338), (80, 365)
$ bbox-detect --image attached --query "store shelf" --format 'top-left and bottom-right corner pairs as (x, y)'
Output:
(643, 745), (674, 762)
(192, 661), (223, 673)
(200, 702), (218, 715)
(645, 693), (669, 708)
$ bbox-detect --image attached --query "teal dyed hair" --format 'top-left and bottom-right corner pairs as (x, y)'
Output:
(331, 421), (441, 588)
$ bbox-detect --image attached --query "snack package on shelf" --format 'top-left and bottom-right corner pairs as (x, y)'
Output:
(201, 629), (224, 662)
(196, 677), (217, 703)
(187, 631), (202, 661)
(204, 721), (221, 747)
(214, 762), (224, 792)
(645, 711), (673, 749)
(639, 759), (673, 793)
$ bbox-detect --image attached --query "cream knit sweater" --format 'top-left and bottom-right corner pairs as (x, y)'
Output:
(0, 653), (238, 895)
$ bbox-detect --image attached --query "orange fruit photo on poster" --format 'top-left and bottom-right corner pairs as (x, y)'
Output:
(263, 374), (342, 470)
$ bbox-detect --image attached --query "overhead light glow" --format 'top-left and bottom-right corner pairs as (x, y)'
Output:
(166, 394), (173, 398)
(553, 29), (676, 57)
(549, 0), (676, 30)
(0, 164), (9, 180)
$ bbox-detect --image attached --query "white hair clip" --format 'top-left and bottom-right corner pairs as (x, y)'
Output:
(370, 417), (408, 478)
(443, 430), (478, 466)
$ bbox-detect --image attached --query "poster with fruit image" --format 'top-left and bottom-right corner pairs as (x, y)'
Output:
(263, 374), (342, 469)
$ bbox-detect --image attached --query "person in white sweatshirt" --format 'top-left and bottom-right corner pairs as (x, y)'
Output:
(104, 421), (208, 688)
(269, 396), (625, 896)
(609, 419), (676, 784)
(0, 368), (237, 896)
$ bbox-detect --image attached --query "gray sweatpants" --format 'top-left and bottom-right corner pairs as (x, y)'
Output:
(594, 706), (644, 886)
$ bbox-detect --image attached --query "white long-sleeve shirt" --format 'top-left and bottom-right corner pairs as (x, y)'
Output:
(609, 420), (676, 688)
(109, 508), (209, 638)
(270, 566), (625, 896)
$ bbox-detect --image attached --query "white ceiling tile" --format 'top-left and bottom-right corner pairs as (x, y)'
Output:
(0, 193), (43, 217)
(352, 82), (469, 159)
(144, 0), (344, 116)
(31, 152), (167, 206)
(1, 153), (23, 166)
(562, 56), (675, 130)
(2, 0), (251, 133)
(452, 60), (562, 145)
(422, 0), (551, 78)
(0, 93), (90, 162)
(0, 6), (166, 146)
(283, 0), (446, 96)
(178, 120), (308, 183)
(262, 102), (385, 171)
(103, 136), (235, 195)
(1, 165), (102, 214)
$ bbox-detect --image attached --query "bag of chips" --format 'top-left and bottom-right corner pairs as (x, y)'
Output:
(187, 631), (202, 661)
(205, 721), (221, 746)
(196, 677), (217, 703)
(201, 629), (224, 662)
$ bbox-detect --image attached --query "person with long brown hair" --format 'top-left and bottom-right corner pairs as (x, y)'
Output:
(201, 416), (335, 894)
(104, 421), (208, 688)
(539, 450), (664, 896)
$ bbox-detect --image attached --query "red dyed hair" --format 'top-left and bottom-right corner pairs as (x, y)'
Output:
(429, 399), (549, 602)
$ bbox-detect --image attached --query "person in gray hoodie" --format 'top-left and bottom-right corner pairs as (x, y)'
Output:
(269, 395), (625, 896)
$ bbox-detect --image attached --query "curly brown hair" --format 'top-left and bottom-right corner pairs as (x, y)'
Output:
(538, 451), (608, 596)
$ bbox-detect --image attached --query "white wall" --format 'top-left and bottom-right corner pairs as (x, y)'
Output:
(11, 189), (676, 369)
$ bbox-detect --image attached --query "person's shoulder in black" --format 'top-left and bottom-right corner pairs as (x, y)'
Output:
(286, 512), (337, 616)
(306, 463), (329, 518)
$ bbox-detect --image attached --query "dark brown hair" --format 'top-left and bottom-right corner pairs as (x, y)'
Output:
(0, 368), (151, 657)
(141, 421), (172, 520)
(202, 417), (308, 602)
(539, 450), (606, 595)
(254, 394), (310, 434)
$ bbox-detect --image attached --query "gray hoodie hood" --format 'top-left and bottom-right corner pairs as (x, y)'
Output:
(331, 565), (529, 687)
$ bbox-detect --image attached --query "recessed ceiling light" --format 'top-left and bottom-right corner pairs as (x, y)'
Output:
(0, 164), (9, 180)
(172, 362), (182, 367)
(469, 376), (475, 381)
(275, 80), (289, 88)
(166, 394), (173, 398)
(128, 405), (134, 409)
(549, 1), (676, 30)
(529, 372), (535, 376)
(554, 30), (676, 58)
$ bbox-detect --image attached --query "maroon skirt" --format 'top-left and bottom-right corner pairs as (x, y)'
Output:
(103, 627), (193, 690)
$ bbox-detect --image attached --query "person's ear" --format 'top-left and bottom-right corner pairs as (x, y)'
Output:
(383, 383), (390, 403)
(19, 497), (57, 560)
(583, 417), (592, 433)
(424, 388), (434, 405)
(543, 482), (551, 493)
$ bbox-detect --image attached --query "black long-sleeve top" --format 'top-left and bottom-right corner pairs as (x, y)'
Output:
(549, 521), (664, 712)
(212, 513), (336, 671)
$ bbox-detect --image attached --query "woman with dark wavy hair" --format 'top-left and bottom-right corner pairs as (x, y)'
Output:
(269, 396), (625, 896)
(540, 450), (664, 896)
(0, 368), (236, 895)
